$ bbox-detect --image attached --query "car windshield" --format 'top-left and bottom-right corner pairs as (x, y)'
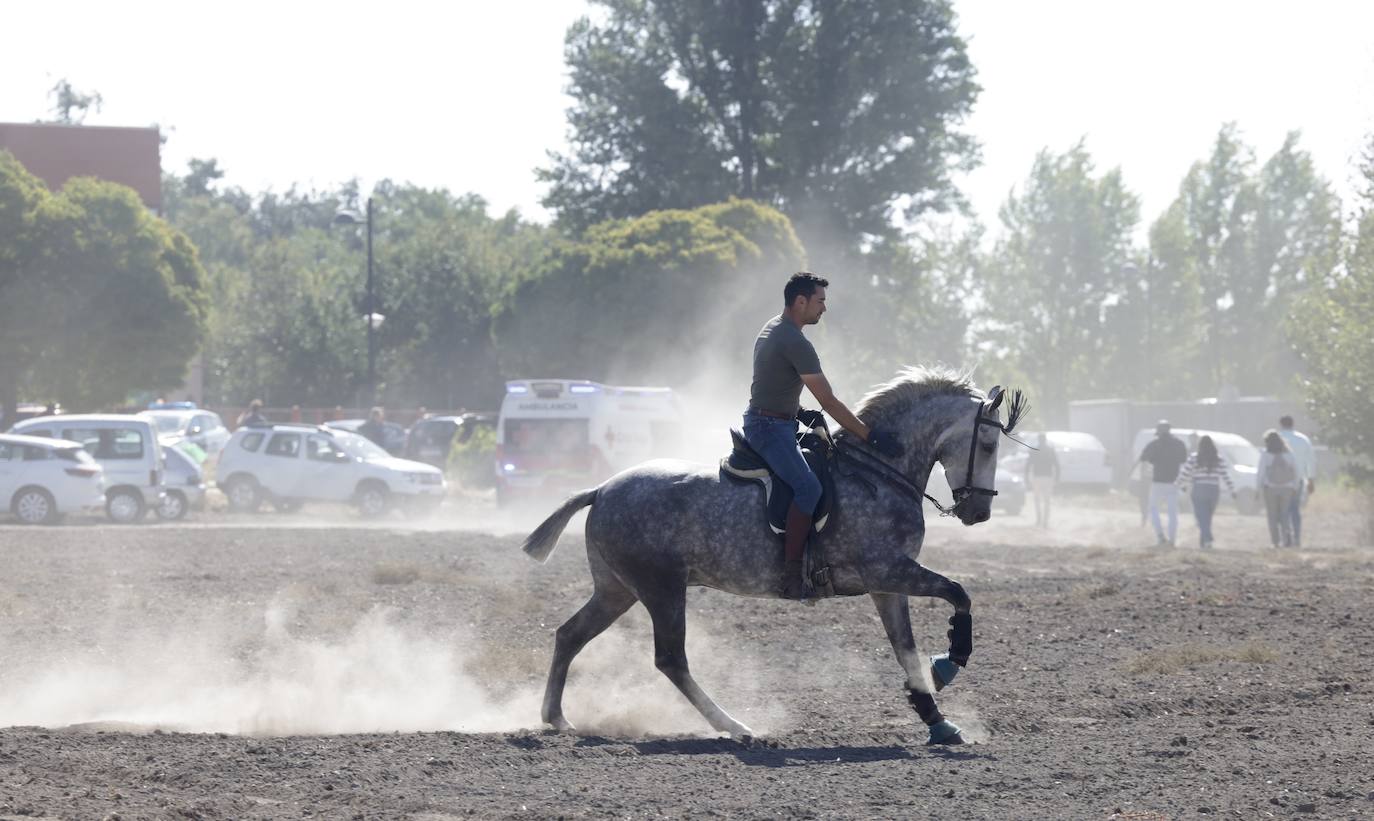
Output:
(151, 413), (189, 433)
(333, 431), (391, 460)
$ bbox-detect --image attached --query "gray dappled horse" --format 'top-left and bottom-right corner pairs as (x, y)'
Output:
(522, 368), (1026, 745)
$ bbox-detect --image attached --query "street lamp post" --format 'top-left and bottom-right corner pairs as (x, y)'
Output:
(334, 197), (384, 402)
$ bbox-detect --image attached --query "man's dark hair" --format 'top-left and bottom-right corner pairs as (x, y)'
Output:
(784, 272), (829, 306)
(1279, 415), (1295, 429)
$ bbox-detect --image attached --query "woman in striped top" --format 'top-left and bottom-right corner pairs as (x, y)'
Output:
(1175, 435), (1236, 549)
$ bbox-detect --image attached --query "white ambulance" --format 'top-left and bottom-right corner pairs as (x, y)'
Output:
(495, 379), (683, 505)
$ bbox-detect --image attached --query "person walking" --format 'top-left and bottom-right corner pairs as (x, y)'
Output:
(1259, 429), (1300, 548)
(1277, 415), (1316, 548)
(1137, 420), (1189, 547)
(1024, 433), (1060, 527)
(1175, 435), (1237, 549)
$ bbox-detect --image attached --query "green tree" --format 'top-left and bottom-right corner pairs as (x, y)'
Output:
(493, 199), (805, 389)
(980, 141), (1140, 425)
(819, 226), (979, 397)
(1161, 125), (1339, 395)
(163, 164), (553, 410)
(541, 0), (980, 250)
(363, 182), (551, 409)
(47, 79), (103, 124)
(0, 151), (208, 417)
(1129, 207), (1208, 398)
(1289, 137), (1374, 477)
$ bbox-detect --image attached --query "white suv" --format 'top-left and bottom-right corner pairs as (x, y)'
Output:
(216, 424), (445, 516)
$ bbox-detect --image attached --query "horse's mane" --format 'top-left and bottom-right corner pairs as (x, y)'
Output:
(855, 365), (981, 423)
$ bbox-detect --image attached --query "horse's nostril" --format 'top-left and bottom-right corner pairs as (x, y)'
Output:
(975, 510), (990, 523)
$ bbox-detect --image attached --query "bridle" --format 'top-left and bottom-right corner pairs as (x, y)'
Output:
(946, 386), (1031, 515)
(835, 385), (1030, 518)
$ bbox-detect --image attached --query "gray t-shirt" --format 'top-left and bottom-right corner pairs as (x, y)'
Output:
(749, 315), (821, 415)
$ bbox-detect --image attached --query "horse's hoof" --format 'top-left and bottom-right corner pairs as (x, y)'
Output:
(926, 719), (965, 745)
(930, 653), (960, 691)
(548, 716), (577, 734)
(727, 722), (756, 743)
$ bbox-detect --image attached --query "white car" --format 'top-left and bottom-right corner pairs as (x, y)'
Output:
(158, 443), (207, 520)
(999, 430), (1113, 489)
(1129, 427), (1262, 515)
(0, 434), (105, 524)
(9, 414), (166, 523)
(146, 409), (230, 455)
(216, 423), (446, 517)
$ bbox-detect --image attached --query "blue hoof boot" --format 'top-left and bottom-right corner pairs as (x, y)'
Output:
(930, 653), (960, 691)
(926, 719), (964, 745)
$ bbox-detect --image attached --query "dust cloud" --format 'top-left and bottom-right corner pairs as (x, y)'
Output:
(0, 585), (783, 739)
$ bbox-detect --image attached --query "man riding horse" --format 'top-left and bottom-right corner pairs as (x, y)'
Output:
(745, 272), (904, 598)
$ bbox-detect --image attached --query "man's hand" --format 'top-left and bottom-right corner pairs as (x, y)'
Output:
(867, 429), (903, 459)
(796, 408), (826, 430)
(1307, 479), (1315, 496)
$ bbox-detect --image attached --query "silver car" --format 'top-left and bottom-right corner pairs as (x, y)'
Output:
(146, 409), (231, 456)
(158, 443), (206, 520)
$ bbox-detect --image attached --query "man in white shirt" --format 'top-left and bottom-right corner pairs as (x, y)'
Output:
(1277, 415), (1316, 547)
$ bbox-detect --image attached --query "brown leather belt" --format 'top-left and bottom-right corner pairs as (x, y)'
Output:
(747, 407), (794, 420)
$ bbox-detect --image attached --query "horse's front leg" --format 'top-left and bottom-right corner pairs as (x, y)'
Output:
(868, 565), (978, 746)
(870, 591), (965, 746)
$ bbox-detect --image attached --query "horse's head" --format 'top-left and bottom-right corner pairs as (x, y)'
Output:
(933, 384), (1028, 526)
(855, 368), (1029, 526)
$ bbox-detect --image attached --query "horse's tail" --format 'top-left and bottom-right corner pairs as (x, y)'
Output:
(522, 487), (599, 562)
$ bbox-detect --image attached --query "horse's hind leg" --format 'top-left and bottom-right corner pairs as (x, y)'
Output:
(871, 592), (964, 745)
(641, 588), (755, 741)
(542, 576), (637, 733)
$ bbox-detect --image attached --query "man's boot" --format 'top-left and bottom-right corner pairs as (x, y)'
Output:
(780, 502), (813, 599)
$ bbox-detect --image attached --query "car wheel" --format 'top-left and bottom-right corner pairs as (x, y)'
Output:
(224, 475), (262, 513)
(355, 482), (390, 517)
(156, 490), (188, 520)
(106, 489), (147, 523)
(13, 486), (58, 525)
(273, 498), (304, 514)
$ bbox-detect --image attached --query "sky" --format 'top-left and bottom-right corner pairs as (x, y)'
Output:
(4, 1), (1373, 234)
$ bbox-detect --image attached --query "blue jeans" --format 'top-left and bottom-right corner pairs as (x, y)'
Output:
(1264, 486), (1296, 546)
(1190, 484), (1219, 545)
(1148, 482), (1179, 542)
(742, 411), (822, 514)
(1287, 492), (1303, 544)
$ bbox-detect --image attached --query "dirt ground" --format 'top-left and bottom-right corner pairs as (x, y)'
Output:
(1, 491), (1373, 819)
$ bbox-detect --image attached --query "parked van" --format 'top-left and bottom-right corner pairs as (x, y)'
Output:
(1129, 427), (1261, 515)
(9, 414), (165, 522)
(496, 379), (683, 505)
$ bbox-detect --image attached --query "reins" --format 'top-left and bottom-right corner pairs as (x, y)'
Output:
(833, 437), (957, 515)
(831, 386), (1032, 518)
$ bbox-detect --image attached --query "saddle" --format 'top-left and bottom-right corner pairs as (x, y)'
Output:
(720, 410), (836, 536)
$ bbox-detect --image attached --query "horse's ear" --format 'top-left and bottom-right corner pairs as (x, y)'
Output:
(986, 385), (1005, 412)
